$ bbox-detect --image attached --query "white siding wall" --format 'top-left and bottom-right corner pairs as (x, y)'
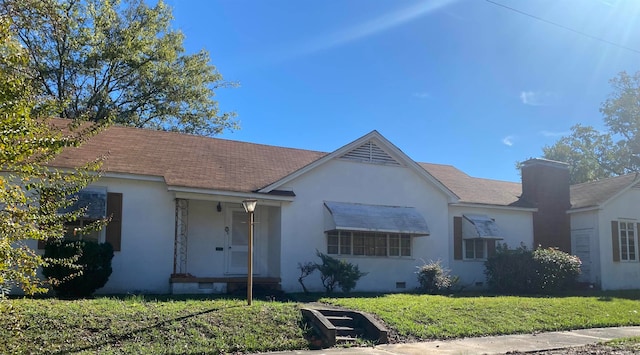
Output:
(279, 159), (451, 293)
(597, 188), (640, 290)
(449, 206), (534, 289)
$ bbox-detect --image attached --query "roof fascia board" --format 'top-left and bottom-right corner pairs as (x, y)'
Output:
(451, 202), (538, 212)
(101, 172), (166, 182)
(567, 206), (601, 214)
(168, 186), (295, 203)
(258, 130), (459, 202)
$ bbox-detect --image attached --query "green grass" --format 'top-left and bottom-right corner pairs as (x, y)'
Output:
(4, 291), (640, 353)
(319, 291), (640, 340)
(0, 295), (309, 354)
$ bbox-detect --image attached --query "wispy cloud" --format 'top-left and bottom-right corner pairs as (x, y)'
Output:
(502, 135), (515, 146)
(520, 91), (558, 106)
(413, 91), (431, 99)
(540, 130), (570, 137)
(273, 0), (459, 61)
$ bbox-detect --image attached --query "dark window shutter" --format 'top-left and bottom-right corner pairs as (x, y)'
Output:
(106, 192), (123, 251)
(612, 221), (620, 262)
(487, 239), (496, 258)
(37, 239), (46, 249)
(454, 216), (462, 260)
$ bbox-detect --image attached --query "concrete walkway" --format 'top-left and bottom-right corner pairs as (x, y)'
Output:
(264, 326), (640, 355)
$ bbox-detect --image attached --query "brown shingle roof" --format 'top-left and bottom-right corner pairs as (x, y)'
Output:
(419, 162), (531, 207)
(51, 123), (327, 193)
(570, 173), (640, 210)
(51, 122), (530, 207)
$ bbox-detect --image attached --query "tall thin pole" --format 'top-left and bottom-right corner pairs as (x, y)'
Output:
(247, 210), (254, 306)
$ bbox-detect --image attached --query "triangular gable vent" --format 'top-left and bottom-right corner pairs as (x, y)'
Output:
(340, 141), (401, 166)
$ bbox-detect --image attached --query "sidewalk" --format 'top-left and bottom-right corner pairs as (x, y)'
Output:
(263, 326), (640, 355)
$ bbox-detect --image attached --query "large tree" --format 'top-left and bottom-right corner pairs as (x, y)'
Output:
(542, 71), (640, 184)
(0, 15), (103, 296)
(1, 0), (237, 136)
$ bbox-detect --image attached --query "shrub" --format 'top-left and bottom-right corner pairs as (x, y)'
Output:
(533, 247), (581, 292)
(416, 260), (457, 294)
(315, 251), (367, 294)
(42, 240), (114, 298)
(484, 243), (536, 293)
(484, 244), (581, 294)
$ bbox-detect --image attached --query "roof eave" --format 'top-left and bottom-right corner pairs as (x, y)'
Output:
(451, 202), (538, 212)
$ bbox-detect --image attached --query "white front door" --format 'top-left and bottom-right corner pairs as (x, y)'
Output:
(572, 229), (593, 283)
(226, 208), (252, 274)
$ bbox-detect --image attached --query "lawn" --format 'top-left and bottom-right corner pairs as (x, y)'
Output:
(3, 291), (640, 354)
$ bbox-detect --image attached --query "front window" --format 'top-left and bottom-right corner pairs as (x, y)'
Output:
(464, 239), (487, 260)
(327, 231), (411, 257)
(618, 221), (637, 262)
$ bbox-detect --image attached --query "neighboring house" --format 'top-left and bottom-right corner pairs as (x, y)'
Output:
(31, 122), (628, 293)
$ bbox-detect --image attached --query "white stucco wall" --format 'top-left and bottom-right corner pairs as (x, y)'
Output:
(448, 206), (534, 289)
(95, 177), (176, 294)
(596, 187), (640, 290)
(278, 159), (452, 293)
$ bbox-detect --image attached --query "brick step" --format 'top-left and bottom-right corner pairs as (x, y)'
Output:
(335, 335), (359, 344)
(335, 326), (363, 337)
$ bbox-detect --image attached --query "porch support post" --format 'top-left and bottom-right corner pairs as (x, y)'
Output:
(173, 198), (189, 275)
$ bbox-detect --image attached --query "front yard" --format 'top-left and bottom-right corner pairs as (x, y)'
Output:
(3, 291), (640, 354)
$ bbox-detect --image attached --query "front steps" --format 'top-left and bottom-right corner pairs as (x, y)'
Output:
(301, 307), (388, 348)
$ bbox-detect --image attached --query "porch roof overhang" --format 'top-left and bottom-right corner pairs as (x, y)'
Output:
(324, 201), (430, 236)
(462, 214), (503, 240)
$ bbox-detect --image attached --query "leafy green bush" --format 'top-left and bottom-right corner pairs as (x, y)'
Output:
(484, 244), (581, 294)
(533, 247), (581, 292)
(416, 260), (457, 294)
(42, 240), (114, 298)
(315, 251), (367, 294)
(484, 244), (536, 293)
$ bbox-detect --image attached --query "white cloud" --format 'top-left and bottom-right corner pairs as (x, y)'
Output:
(520, 91), (558, 106)
(502, 135), (515, 146)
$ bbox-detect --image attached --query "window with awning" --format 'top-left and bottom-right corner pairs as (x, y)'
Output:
(323, 201), (430, 258)
(454, 214), (503, 261)
(323, 201), (430, 236)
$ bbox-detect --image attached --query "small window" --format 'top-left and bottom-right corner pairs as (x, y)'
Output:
(464, 239), (487, 260)
(618, 221), (638, 262)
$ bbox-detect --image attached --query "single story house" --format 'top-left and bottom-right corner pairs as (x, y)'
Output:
(30, 122), (640, 293)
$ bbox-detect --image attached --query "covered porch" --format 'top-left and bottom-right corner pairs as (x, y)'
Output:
(167, 192), (290, 294)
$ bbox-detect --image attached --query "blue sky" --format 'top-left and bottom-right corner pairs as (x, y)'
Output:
(165, 0), (640, 182)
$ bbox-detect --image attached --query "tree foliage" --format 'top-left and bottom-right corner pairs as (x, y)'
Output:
(0, 15), (104, 296)
(541, 71), (640, 184)
(542, 124), (631, 184)
(1, 0), (237, 136)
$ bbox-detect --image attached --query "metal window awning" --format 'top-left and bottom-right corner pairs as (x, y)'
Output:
(462, 214), (503, 240)
(324, 201), (430, 236)
(59, 187), (107, 219)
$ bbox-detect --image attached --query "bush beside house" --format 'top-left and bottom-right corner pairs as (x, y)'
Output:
(42, 241), (114, 297)
(485, 244), (581, 294)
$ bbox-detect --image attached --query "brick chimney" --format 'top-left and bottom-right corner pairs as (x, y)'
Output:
(521, 158), (571, 252)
